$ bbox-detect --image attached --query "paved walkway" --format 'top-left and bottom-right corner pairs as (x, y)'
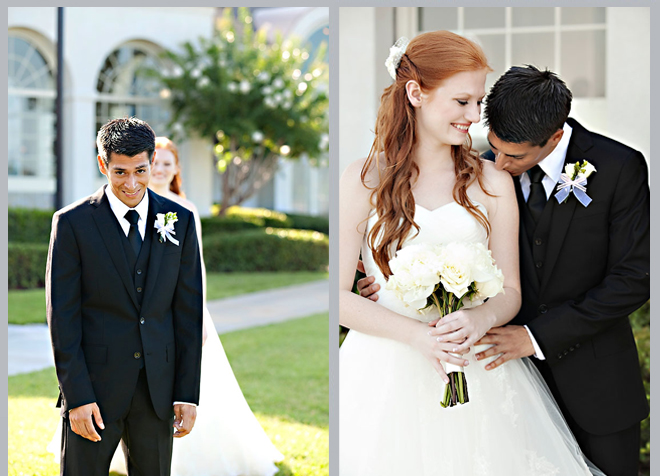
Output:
(8, 280), (328, 376)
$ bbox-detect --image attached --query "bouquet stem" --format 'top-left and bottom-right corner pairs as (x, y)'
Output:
(440, 371), (469, 408)
(432, 287), (471, 408)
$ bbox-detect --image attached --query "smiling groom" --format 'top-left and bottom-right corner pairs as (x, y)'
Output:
(47, 117), (203, 475)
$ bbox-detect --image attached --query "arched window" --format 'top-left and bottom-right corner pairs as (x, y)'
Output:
(95, 43), (170, 140)
(8, 34), (56, 180)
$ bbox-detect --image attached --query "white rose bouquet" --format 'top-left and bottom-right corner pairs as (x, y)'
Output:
(386, 241), (504, 407)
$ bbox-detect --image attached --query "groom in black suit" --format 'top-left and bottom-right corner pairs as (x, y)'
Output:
(47, 117), (204, 475)
(358, 66), (649, 475)
(475, 66), (649, 476)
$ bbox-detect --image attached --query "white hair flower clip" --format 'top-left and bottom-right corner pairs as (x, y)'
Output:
(385, 37), (410, 80)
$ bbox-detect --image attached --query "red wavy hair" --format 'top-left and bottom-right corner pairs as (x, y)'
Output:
(155, 136), (186, 198)
(362, 31), (493, 278)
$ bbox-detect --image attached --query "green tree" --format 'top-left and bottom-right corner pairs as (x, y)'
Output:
(154, 7), (328, 215)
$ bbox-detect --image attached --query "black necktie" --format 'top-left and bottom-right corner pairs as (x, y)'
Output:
(527, 165), (547, 223)
(125, 210), (142, 257)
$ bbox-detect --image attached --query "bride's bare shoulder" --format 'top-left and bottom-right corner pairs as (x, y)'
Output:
(341, 155), (383, 190)
(479, 158), (515, 195)
(340, 157), (381, 216)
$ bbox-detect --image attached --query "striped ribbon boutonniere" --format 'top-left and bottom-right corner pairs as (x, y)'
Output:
(555, 160), (596, 207)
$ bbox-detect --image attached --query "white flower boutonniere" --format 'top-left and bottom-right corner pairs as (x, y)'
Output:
(555, 160), (597, 207)
(154, 212), (179, 245)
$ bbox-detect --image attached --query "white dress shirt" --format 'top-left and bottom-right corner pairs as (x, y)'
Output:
(521, 122), (573, 360)
(104, 186), (149, 240)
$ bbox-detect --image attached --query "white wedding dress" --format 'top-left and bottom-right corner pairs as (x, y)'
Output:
(48, 309), (284, 476)
(339, 202), (605, 476)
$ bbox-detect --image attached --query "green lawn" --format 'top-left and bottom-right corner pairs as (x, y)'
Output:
(8, 271), (328, 325)
(8, 313), (329, 476)
(205, 271), (327, 301)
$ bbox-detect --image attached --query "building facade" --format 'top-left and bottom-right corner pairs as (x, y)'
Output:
(8, 7), (329, 217)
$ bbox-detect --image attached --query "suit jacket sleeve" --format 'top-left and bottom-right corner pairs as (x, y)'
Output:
(46, 212), (97, 410)
(171, 212), (204, 404)
(527, 150), (650, 364)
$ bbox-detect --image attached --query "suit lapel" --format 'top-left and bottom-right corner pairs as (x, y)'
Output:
(90, 186), (140, 310)
(142, 190), (166, 309)
(539, 119), (593, 294)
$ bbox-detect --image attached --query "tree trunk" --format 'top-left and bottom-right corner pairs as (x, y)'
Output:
(215, 145), (280, 216)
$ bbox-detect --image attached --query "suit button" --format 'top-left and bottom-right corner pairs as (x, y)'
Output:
(534, 238), (543, 246)
(575, 343), (581, 349)
(557, 354), (563, 359)
(134, 352), (141, 359)
(563, 350), (569, 356)
(140, 317), (145, 324)
(137, 287), (143, 293)
(538, 304), (548, 314)
(569, 346), (575, 352)
(535, 261), (543, 268)
(136, 269), (142, 275)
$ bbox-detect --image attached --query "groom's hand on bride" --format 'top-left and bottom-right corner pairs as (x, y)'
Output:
(356, 261), (380, 301)
(474, 325), (535, 370)
(69, 402), (104, 442)
(173, 403), (197, 438)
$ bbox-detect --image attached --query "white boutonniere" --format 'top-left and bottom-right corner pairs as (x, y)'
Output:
(555, 160), (597, 207)
(154, 212), (179, 245)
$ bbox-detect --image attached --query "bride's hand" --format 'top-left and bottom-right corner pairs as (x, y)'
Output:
(410, 326), (471, 384)
(428, 308), (496, 354)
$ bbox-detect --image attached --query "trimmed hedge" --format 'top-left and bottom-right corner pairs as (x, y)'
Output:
(211, 205), (292, 228)
(9, 208), (54, 244)
(203, 228), (328, 272)
(8, 242), (49, 289)
(200, 216), (262, 235)
(286, 213), (329, 234)
(200, 213), (329, 236)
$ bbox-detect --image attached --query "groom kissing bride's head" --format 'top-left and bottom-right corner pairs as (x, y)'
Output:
(482, 64), (573, 178)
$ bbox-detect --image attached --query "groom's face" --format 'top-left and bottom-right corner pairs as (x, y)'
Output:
(487, 131), (559, 177)
(98, 152), (152, 208)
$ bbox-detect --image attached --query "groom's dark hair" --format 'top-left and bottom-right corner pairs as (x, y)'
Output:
(97, 117), (156, 167)
(484, 65), (572, 147)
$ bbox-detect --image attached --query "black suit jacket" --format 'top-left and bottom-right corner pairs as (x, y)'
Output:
(483, 118), (649, 435)
(46, 186), (204, 422)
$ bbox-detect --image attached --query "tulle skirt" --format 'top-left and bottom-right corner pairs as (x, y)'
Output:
(48, 311), (284, 476)
(339, 330), (604, 476)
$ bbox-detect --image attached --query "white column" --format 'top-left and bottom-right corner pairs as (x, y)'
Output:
(62, 95), (98, 206)
(395, 7), (418, 40)
(605, 7), (650, 170)
(274, 158), (294, 212)
(308, 158), (320, 216)
(182, 138), (215, 217)
(339, 8), (378, 176)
